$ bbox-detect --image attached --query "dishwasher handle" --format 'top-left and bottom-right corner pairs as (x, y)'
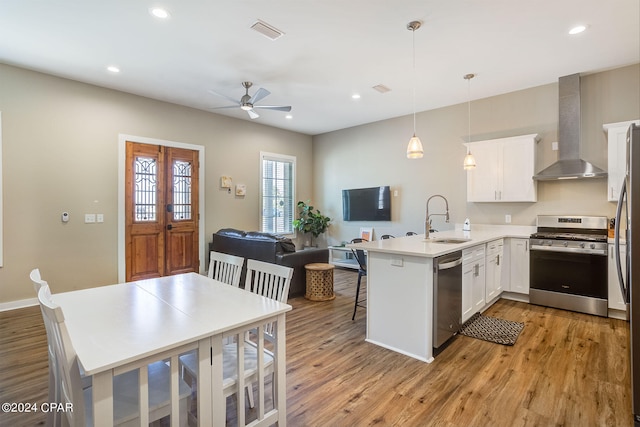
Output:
(438, 256), (463, 270)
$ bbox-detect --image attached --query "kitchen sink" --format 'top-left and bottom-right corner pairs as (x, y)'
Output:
(428, 238), (472, 244)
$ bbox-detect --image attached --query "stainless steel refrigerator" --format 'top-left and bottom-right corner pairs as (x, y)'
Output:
(615, 123), (640, 425)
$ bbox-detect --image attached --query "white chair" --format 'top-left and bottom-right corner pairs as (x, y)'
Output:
(180, 260), (293, 418)
(207, 251), (244, 287)
(37, 284), (191, 427)
(29, 268), (59, 427)
(237, 260), (292, 408)
(244, 259), (292, 302)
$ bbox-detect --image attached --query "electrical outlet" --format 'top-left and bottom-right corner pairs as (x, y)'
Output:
(505, 214), (512, 224)
(96, 214), (104, 223)
(391, 257), (404, 267)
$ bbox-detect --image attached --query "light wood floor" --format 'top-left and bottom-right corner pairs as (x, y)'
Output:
(0, 268), (633, 426)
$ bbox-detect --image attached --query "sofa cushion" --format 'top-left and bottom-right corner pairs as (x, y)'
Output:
(216, 228), (247, 238)
(245, 231), (296, 253)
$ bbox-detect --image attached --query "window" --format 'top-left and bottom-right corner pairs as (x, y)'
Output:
(260, 152), (296, 235)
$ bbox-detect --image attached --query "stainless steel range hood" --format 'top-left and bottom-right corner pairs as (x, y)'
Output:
(533, 74), (607, 180)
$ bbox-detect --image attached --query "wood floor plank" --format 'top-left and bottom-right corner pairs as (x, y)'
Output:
(0, 268), (633, 426)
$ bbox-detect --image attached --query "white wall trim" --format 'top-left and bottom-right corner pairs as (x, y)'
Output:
(0, 297), (38, 312)
(0, 111), (3, 267)
(117, 134), (206, 282)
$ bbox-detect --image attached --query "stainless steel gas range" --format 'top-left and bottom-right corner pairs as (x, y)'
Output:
(529, 215), (609, 317)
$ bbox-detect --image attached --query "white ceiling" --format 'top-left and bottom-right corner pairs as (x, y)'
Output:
(1, 1), (638, 136)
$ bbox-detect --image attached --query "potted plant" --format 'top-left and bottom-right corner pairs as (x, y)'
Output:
(292, 200), (331, 247)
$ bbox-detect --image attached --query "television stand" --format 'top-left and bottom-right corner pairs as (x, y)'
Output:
(328, 246), (363, 270)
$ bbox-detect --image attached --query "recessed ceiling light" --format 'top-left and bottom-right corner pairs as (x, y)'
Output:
(285, 115), (293, 120)
(352, 94), (361, 99)
(150, 7), (170, 19)
(568, 25), (587, 35)
(107, 66), (120, 73)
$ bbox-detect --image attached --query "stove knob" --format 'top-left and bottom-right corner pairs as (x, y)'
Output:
(546, 240), (552, 246)
(579, 242), (585, 248)
(563, 241), (568, 247)
(590, 243), (596, 250)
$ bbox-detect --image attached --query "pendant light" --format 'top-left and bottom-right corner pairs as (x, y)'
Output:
(406, 21), (423, 159)
(463, 73), (477, 169)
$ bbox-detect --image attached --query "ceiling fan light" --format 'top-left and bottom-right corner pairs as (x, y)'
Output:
(150, 8), (170, 19)
(463, 151), (476, 169)
(407, 135), (424, 159)
(240, 104), (252, 111)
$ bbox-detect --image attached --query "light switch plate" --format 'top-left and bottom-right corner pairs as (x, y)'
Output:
(84, 214), (96, 223)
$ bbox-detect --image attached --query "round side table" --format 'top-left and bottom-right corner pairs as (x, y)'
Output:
(305, 263), (335, 301)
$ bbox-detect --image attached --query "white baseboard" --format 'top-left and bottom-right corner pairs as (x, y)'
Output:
(0, 297), (37, 312)
(500, 292), (530, 304)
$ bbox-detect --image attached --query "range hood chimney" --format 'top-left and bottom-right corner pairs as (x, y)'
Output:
(533, 73), (607, 180)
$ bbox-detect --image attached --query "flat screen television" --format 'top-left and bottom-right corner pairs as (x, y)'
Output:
(342, 186), (391, 221)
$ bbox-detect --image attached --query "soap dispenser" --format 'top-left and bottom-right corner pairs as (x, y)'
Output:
(463, 218), (471, 231)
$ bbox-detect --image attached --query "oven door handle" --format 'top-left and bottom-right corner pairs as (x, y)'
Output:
(529, 244), (607, 256)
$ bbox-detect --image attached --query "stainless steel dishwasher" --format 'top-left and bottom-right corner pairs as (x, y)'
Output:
(433, 250), (463, 348)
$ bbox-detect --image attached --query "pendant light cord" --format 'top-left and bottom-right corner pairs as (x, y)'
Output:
(412, 26), (417, 136)
(467, 77), (471, 144)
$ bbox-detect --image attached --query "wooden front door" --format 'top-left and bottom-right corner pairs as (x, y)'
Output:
(125, 142), (199, 281)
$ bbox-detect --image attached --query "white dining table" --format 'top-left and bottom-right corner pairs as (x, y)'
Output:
(52, 272), (292, 426)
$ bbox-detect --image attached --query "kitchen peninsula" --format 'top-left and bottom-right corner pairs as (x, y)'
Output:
(349, 225), (534, 362)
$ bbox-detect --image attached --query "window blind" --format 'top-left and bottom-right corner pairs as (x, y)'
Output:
(261, 153), (295, 234)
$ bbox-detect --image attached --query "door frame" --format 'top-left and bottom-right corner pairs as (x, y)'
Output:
(118, 134), (205, 282)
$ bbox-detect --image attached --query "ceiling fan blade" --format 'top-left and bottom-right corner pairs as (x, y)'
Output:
(210, 105), (241, 110)
(208, 89), (240, 105)
(253, 105), (292, 112)
(247, 109), (260, 119)
(249, 88), (271, 105)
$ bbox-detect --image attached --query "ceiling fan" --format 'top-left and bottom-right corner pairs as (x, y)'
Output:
(209, 81), (292, 119)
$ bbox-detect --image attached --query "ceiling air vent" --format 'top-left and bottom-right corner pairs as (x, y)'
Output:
(372, 84), (391, 94)
(250, 19), (285, 41)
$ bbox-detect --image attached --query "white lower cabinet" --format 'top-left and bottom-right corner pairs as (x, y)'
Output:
(485, 239), (504, 303)
(509, 238), (530, 294)
(462, 244), (486, 323)
(608, 242), (627, 312)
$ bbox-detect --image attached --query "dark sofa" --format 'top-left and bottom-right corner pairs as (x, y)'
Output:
(209, 228), (329, 298)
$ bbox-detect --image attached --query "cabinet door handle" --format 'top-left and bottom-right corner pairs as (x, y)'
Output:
(496, 254), (500, 266)
(474, 263), (479, 276)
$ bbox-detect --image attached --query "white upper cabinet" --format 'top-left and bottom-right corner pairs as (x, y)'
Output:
(604, 120), (639, 202)
(465, 134), (539, 202)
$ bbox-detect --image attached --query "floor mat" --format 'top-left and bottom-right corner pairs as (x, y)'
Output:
(459, 312), (524, 346)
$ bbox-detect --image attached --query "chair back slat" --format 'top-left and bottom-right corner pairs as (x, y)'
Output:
(208, 251), (244, 287)
(38, 285), (87, 426)
(245, 259), (292, 303)
(30, 269), (60, 427)
(244, 260), (293, 336)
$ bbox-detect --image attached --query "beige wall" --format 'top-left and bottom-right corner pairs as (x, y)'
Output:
(1, 63), (638, 304)
(312, 64), (640, 245)
(0, 64), (313, 304)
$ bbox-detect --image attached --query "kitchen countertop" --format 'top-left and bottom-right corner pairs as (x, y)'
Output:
(348, 224), (536, 258)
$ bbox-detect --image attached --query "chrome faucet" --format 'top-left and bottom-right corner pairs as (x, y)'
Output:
(425, 194), (450, 239)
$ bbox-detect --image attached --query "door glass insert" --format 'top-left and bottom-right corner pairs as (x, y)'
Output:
(173, 160), (192, 220)
(134, 156), (157, 221)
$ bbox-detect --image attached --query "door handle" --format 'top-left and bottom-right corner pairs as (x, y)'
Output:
(166, 204), (173, 213)
(167, 224), (173, 230)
